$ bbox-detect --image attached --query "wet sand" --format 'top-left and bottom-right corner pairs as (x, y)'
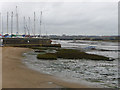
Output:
(2, 47), (89, 88)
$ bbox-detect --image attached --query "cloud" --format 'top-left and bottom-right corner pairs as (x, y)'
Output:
(0, 2), (118, 35)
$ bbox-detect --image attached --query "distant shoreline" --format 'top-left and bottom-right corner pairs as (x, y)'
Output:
(52, 39), (119, 42)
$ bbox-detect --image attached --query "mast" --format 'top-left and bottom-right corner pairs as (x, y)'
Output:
(34, 12), (35, 36)
(0, 13), (1, 35)
(16, 6), (19, 35)
(40, 11), (42, 37)
(1, 13), (3, 35)
(25, 19), (29, 36)
(44, 24), (47, 37)
(24, 17), (26, 35)
(11, 12), (13, 36)
(28, 17), (30, 35)
(7, 12), (9, 34)
(0, 13), (3, 35)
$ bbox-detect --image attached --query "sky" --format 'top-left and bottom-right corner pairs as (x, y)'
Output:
(0, 1), (118, 36)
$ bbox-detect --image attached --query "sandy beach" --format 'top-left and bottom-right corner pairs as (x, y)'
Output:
(2, 47), (89, 88)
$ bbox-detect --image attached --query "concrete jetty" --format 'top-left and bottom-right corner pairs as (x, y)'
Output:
(2, 38), (61, 47)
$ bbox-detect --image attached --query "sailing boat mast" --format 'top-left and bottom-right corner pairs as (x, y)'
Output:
(0, 13), (3, 35)
(0, 13), (1, 35)
(1, 13), (3, 35)
(11, 12), (13, 36)
(44, 24), (47, 37)
(40, 11), (42, 37)
(34, 12), (36, 37)
(24, 17), (26, 35)
(7, 12), (9, 34)
(16, 6), (19, 35)
(28, 17), (30, 35)
(25, 21), (28, 35)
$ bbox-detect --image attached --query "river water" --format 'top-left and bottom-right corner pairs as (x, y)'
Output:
(23, 40), (119, 88)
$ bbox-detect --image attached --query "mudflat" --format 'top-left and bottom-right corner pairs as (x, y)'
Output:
(2, 47), (89, 88)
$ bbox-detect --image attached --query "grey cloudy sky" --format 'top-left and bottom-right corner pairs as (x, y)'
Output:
(0, 1), (118, 35)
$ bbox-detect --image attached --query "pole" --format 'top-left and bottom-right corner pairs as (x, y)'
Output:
(28, 17), (30, 35)
(34, 12), (35, 37)
(40, 11), (42, 37)
(1, 13), (3, 36)
(0, 13), (3, 35)
(25, 22), (28, 36)
(0, 13), (1, 35)
(24, 17), (26, 35)
(16, 6), (19, 35)
(7, 12), (9, 34)
(11, 12), (13, 36)
(44, 24), (47, 37)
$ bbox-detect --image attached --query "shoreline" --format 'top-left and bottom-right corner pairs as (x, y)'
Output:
(2, 47), (90, 88)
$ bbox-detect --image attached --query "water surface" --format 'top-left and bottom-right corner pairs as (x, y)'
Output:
(23, 40), (119, 88)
